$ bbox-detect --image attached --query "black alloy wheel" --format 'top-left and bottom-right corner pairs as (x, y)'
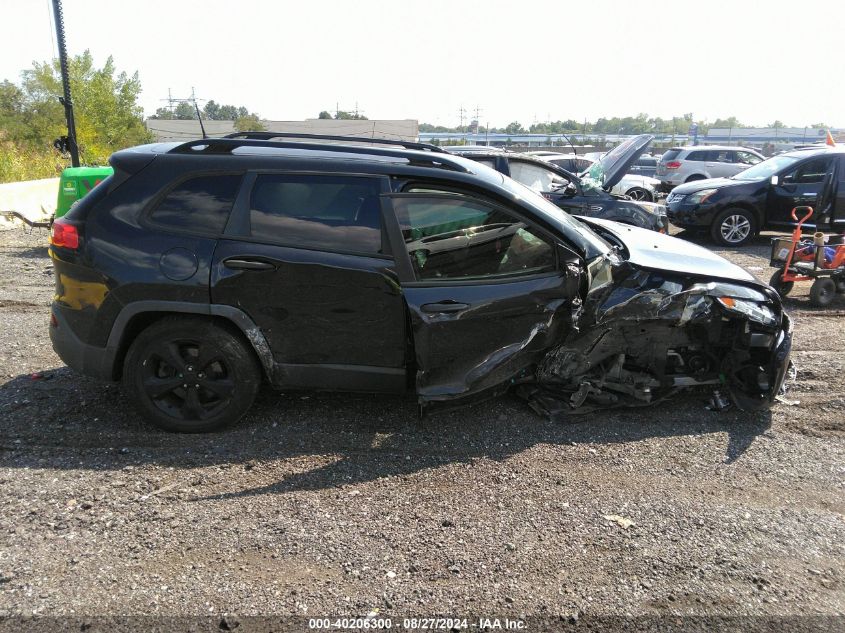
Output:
(123, 317), (261, 432)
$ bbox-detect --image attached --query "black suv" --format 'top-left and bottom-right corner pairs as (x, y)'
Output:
(49, 133), (793, 432)
(667, 146), (845, 246)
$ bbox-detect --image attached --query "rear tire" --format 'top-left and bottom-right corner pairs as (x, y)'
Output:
(123, 317), (262, 432)
(685, 174), (707, 183)
(768, 269), (793, 297)
(711, 207), (756, 247)
(809, 278), (836, 307)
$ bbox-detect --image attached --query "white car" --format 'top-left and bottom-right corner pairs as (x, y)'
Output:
(526, 152), (659, 201)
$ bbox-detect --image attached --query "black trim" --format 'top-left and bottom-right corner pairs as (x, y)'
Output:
(104, 301), (276, 380)
(273, 363), (407, 393)
(223, 131), (446, 154)
(401, 270), (562, 288)
(168, 138), (469, 173)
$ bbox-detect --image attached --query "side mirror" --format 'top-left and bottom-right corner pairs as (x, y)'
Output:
(770, 175), (779, 186)
(563, 182), (578, 198)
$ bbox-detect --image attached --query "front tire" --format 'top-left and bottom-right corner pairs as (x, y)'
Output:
(768, 269), (793, 297)
(711, 208), (756, 247)
(123, 317), (262, 432)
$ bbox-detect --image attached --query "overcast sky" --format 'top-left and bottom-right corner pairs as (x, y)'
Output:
(1, 0), (842, 128)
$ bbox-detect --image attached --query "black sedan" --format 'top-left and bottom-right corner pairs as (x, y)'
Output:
(666, 146), (845, 246)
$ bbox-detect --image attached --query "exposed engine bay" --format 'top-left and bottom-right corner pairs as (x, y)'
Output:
(517, 252), (792, 419)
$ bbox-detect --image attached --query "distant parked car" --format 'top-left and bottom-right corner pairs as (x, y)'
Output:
(449, 136), (668, 232)
(666, 145), (845, 246)
(629, 155), (659, 178)
(527, 152), (660, 202)
(656, 146), (765, 192)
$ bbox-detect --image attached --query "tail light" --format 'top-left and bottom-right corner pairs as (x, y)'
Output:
(665, 161), (682, 169)
(50, 219), (79, 249)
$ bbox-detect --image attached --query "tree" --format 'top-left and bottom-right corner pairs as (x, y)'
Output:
(504, 121), (526, 135)
(0, 49), (151, 180)
(173, 102), (196, 120)
(318, 110), (332, 119)
(335, 110), (368, 120)
(203, 100), (221, 120)
(234, 114), (264, 132)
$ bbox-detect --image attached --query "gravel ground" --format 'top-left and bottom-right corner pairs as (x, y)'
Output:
(0, 225), (843, 627)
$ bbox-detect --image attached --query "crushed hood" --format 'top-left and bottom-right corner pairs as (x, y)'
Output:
(583, 218), (757, 282)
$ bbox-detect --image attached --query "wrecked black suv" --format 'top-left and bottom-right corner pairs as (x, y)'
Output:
(49, 133), (793, 432)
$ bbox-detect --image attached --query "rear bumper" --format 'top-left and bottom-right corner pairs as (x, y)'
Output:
(49, 304), (117, 380)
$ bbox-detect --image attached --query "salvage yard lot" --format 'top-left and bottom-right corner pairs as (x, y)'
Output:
(0, 226), (843, 619)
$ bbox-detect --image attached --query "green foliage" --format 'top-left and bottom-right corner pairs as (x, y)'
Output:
(0, 141), (65, 183)
(234, 114), (265, 132)
(150, 100), (257, 122)
(318, 110), (332, 119)
(0, 50), (151, 182)
(421, 113), (792, 138)
(504, 121), (526, 135)
(335, 110), (368, 120)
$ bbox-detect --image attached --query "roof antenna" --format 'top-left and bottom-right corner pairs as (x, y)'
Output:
(194, 101), (207, 139)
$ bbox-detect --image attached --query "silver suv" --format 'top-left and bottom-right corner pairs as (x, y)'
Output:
(655, 145), (764, 192)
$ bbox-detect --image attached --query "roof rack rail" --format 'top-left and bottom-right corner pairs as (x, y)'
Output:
(166, 137), (470, 173)
(224, 131), (447, 153)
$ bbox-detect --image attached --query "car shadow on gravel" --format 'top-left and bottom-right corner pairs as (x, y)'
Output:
(7, 245), (50, 259)
(0, 368), (771, 494)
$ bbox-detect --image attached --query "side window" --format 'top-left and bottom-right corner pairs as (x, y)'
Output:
(737, 151), (762, 165)
(150, 174), (241, 234)
(715, 151), (732, 163)
(248, 174), (384, 254)
(685, 151), (705, 161)
(783, 158), (832, 185)
(508, 161), (567, 191)
(392, 196), (555, 281)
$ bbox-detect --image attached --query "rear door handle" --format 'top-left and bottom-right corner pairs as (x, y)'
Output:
(223, 258), (276, 271)
(421, 301), (470, 314)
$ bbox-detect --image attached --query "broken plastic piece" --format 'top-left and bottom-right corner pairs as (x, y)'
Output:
(707, 390), (731, 412)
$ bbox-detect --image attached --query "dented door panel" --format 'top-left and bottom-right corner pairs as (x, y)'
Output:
(404, 271), (580, 406)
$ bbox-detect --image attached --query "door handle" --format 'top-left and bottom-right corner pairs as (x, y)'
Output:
(223, 258), (276, 271)
(421, 301), (470, 314)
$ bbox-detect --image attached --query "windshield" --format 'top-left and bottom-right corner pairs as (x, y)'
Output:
(732, 155), (801, 181)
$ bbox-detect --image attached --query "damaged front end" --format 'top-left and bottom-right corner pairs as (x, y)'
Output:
(520, 255), (793, 418)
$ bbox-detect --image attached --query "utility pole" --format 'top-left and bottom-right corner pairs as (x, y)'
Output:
(458, 105), (466, 132)
(51, 0), (79, 167)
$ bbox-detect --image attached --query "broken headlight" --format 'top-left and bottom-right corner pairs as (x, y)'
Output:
(690, 282), (779, 327)
(716, 297), (778, 327)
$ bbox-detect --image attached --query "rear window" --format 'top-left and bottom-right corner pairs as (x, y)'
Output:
(150, 174), (241, 234)
(661, 150), (681, 162)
